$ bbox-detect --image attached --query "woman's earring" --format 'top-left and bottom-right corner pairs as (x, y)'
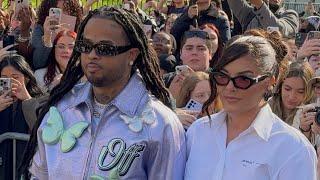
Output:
(129, 61), (133, 66)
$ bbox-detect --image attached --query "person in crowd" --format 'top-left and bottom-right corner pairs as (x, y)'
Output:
(164, 30), (213, 99)
(157, 0), (187, 16)
(123, 0), (158, 35)
(19, 7), (186, 179)
(297, 37), (320, 69)
(283, 37), (298, 61)
(0, 54), (43, 180)
(228, 0), (299, 37)
(269, 62), (314, 125)
(184, 35), (317, 179)
(152, 31), (177, 56)
(293, 69), (320, 141)
(32, 0), (82, 69)
(176, 71), (222, 129)
(34, 30), (76, 93)
(171, 0), (230, 50)
(299, 2), (320, 18)
(200, 23), (223, 66)
(164, 13), (178, 34)
(158, 54), (177, 76)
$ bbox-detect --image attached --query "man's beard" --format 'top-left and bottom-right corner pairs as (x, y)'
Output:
(86, 75), (109, 87)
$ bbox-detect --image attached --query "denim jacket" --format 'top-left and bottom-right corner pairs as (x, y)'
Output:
(29, 72), (186, 180)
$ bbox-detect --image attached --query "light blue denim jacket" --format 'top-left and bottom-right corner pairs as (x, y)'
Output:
(29, 72), (186, 180)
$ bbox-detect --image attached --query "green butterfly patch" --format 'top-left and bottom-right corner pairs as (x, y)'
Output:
(42, 106), (89, 153)
(90, 167), (120, 180)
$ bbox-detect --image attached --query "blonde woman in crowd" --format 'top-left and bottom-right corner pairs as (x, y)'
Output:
(270, 62), (314, 125)
(176, 71), (222, 129)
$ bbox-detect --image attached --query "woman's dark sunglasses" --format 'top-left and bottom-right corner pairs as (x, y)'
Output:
(212, 71), (270, 90)
(74, 40), (132, 56)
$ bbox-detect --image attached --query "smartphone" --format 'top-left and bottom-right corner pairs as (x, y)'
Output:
(295, 32), (307, 48)
(15, 0), (29, 13)
(49, 8), (62, 28)
(185, 99), (203, 111)
(143, 24), (152, 39)
(175, 65), (190, 75)
(267, 26), (279, 33)
(0, 78), (11, 96)
(3, 35), (15, 49)
(308, 31), (320, 40)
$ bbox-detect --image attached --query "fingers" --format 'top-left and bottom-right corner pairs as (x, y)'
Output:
(1, 44), (18, 51)
(179, 113), (196, 127)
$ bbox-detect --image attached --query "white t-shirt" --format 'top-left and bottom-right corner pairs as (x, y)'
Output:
(185, 105), (317, 180)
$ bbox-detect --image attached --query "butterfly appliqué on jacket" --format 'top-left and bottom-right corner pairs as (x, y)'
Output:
(119, 102), (156, 133)
(42, 106), (89, 153)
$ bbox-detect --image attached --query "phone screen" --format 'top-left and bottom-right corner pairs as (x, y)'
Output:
(3, 35), (15, 49)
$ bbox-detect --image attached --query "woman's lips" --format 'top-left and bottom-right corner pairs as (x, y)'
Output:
(223, 95), (241, 103)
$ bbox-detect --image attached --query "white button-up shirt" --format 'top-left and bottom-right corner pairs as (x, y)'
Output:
(185, 105), (317, 180)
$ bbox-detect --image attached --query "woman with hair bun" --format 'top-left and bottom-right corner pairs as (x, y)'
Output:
(184, 35), (317, 179)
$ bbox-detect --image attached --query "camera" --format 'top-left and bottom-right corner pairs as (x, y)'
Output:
(307, 107), (320, 125)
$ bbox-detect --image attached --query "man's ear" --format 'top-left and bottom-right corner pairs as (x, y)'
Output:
(128, 48), (140, 63)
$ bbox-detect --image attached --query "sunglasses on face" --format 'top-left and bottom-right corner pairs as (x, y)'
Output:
(212, 71), (270, 90)
(184, 30), (210, 40)
(74, 40), (132, 56)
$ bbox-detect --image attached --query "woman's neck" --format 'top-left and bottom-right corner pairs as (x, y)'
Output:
(226, 102), (264, 145)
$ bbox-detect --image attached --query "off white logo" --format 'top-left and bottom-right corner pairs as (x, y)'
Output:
(98, 138), (145, 176)
(241, 160), (263, 168)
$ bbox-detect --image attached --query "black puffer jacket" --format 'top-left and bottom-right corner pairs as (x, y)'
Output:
(171, 3), (231, 49)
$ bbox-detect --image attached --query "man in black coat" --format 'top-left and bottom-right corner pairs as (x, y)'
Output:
(170, 0), (231, 49)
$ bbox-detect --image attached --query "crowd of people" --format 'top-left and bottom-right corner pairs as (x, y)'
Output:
(1, 0), (320, 179)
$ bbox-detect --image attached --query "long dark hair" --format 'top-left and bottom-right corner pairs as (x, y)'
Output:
(19, 7), (172, 178)
(37, 0), (83, 29)
(45, 30), (77, 87)
(202, 35), (280, 119)
(0, 55), (43, 98)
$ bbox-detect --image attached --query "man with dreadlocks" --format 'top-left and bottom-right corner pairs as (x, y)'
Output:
(19, 6), (186, 180)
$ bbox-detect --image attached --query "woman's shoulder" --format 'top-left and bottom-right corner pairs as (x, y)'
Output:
(187, 111), (225, 135)
(34, 68), (48, 77)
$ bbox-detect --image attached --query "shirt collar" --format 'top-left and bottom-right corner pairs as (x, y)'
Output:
(249, 104), (275, 142)
(69, 71), (147, 117)
(212, 105), (275, 141)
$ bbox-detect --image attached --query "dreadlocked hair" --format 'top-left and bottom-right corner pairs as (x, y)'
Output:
(19, 7), (172, 179)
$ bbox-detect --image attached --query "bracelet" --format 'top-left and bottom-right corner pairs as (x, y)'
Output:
(299, 126), (311, 133)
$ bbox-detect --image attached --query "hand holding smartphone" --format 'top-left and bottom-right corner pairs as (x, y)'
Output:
(0, 78), (11, 96)
(48, 8), (62, 31)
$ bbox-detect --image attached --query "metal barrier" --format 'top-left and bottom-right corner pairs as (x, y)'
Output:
(283, 2), (320, 13)
(0, 132), (30, 180)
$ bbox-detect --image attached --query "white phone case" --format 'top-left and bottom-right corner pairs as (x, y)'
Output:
(185, 99), (203, 111)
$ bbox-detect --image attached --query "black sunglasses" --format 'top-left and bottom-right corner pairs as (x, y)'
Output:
(184, 30), (210, 40)
(212, 71), (270, 90)
(75, 40), (132, 56)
